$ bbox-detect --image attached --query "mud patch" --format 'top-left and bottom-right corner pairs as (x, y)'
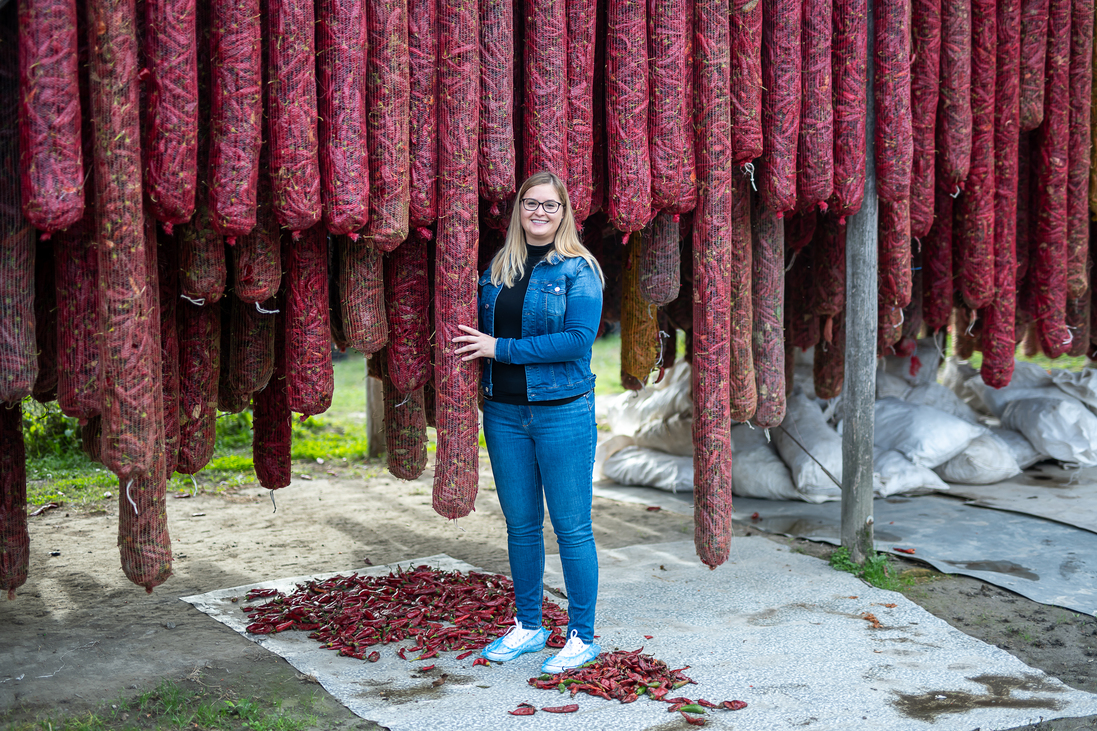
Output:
(892, 673), (1066, 722)
(375, 682), (447, 705)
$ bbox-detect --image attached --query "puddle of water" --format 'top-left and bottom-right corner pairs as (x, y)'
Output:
(892, 673), (1064, 722)
(941, 560), (1040, 582)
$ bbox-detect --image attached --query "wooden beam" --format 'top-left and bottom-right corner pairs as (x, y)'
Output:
(841, 0), (877, 563)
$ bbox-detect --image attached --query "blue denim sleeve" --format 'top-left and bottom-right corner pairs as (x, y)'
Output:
(494, 261), (603, 365)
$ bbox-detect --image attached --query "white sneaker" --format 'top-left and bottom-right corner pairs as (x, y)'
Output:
(540, 630), (601, 674)
(481, 620), (549, 662)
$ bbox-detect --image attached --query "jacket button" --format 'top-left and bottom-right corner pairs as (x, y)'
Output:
(554, 286), (560, 292)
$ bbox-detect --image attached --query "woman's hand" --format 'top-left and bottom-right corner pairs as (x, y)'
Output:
(452, 324), (497, 361)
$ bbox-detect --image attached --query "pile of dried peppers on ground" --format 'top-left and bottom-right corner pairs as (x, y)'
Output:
(524, 647), (747, 723)
(242, 565), (748, 724)
(241, 565), (570, 658)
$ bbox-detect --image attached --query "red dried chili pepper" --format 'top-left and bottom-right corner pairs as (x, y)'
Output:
(368, 651), (381, 662)
(456, 650), (475, 660)
(508, 703), (536, 716)
(722, 700), (748, 710)
(542, 704), (578, 713)
(473, 657), (491, 667)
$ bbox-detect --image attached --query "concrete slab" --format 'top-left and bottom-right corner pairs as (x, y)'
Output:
(182, 539), (1097, 731)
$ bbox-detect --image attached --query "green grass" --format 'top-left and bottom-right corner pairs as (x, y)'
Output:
(591, 331), (625, 396)
(18, 330), (663, 512)
(21, 358), (381, 511)
(328, 351), (368, 419)
(828, 547), (908, 592)
(205, 454), (255, 473)
(290, 418), (371, 461)
(2, 679), (317, 731)
(948, 339), (1090, 373)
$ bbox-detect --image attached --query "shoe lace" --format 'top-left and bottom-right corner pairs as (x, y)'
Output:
(557, 630), (587, 657)
(501, 620), (537, 648)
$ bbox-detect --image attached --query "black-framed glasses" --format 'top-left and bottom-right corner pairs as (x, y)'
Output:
(520, 198), (562, 214)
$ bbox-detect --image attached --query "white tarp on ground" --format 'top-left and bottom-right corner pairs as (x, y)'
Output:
(183, 541), (1097, 731)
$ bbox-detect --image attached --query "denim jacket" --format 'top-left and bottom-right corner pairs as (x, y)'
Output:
(478, 253), (603, 401)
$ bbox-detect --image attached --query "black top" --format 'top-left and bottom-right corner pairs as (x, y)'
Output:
(490, 243), (581, 406)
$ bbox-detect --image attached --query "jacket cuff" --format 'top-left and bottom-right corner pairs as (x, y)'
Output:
(495, 338), (512, 364)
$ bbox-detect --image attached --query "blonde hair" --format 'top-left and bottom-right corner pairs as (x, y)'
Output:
(489, 171), (606, 289)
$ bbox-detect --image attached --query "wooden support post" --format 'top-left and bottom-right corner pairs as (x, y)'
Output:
(366, 373), (385, 459)
(841, 0), (877, 563)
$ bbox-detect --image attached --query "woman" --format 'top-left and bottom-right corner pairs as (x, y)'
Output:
(452, 171), (605, 673)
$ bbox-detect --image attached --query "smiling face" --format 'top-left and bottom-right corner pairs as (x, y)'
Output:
(519, 183), (564, 246)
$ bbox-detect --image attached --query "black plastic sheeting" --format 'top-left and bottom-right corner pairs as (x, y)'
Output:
(592, 484), (1097, 616)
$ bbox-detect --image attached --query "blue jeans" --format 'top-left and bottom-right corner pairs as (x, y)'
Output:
(482, 392), (599, 643)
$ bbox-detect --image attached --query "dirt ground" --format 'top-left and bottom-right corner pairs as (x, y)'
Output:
(1, 453), (1095, 731)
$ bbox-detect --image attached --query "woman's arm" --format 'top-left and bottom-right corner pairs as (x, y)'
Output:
(493, 263), (602, 365)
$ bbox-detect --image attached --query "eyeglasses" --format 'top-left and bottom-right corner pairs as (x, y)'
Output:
(520, 198), (562, 214)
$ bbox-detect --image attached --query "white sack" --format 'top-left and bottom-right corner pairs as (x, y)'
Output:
(1000, 398), (1097, 467)
(1049, 368), (1097, 412)
(873, 397), (986, 468)
(968, 375), (1083, 418)
(876, 370), (911, 400)
(633, 413), (693, 456)
(794, 347), (817, 401)
(601, 445), (694, 493)
(941, 357), (988, 414)
(594, 434), (638, 481)
(600, 361), (694, 435)
(1010, 360), (1057, 388)
(873, 448), (950, 497)
(990, 427), (1046, 470)
(730, 425), (803, 501)
(732, 422), (770, 452)
(773, 392), (844, 501)
(904, 382), (982, 424)
(881, 336), (943, 386)
(934, 432), (1021, 484)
